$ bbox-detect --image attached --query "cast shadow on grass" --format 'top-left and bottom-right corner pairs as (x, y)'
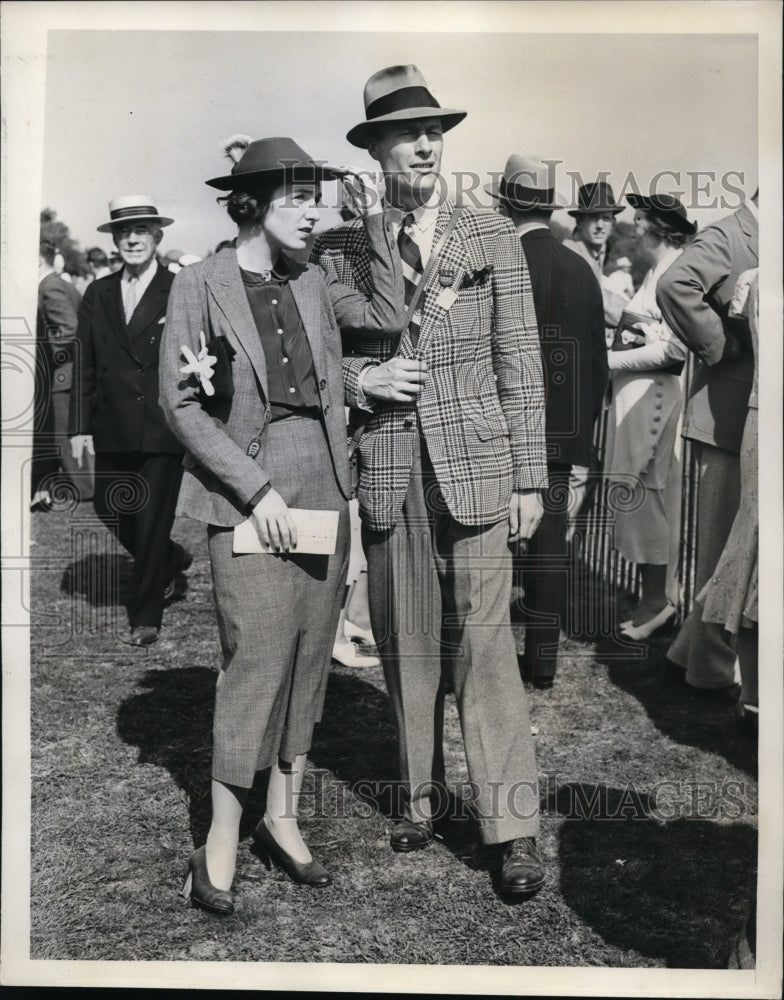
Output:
(552, 781), (757, 968)
(594, 633), (757, 778)
(115, 666), (475, 862)
(60, 552), (134, 609)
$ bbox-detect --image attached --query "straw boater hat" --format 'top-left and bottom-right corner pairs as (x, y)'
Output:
(626, 192), (697, 235)
(484, 154), (566, 211)
(97, 195), (173, 232)
(205, 136), (341, 191)
(346, 64), (467, 149)
(568, 182), (625, 217)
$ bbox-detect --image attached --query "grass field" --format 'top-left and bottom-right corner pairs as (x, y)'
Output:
(27, 500), (757, 969)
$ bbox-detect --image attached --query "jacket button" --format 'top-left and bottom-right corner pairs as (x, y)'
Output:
(403, 417), (414, 428)
(324, 404), (330, 414)
(319, 378), (327, 390)
(138, 365), (145, 373)
(150, 337), (156, 344)
(136, 394), (144, 401)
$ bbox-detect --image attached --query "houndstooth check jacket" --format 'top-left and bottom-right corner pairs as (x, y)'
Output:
(312, 197), (547, 532)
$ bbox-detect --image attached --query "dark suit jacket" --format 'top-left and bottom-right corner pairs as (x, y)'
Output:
(37, 272), (80, 394)
(521, 228), (607, 468)
(68, 262), (182, 453)
(655, 201), (758, 453)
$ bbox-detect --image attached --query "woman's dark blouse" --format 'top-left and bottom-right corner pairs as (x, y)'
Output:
(240, 260), (320, 421)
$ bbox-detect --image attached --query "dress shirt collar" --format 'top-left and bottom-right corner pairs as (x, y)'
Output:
(121, 257), (158, 296)
(514, 220), (550, 237)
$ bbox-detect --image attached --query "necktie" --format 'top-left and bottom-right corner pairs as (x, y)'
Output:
(124, 275), (139, 325)
(397, 213), (424, 346)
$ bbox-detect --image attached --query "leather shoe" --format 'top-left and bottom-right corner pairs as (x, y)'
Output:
(181, 845), (234, 916)
(390, 818), (434, 853)
(164, 548), (193, 600)
(500, 836), (545, 896)
(253, 818), (332, 887)
(533, 676), (554, 690)
(130, 626), (159, 646)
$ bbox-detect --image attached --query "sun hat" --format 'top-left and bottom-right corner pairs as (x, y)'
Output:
(97, 195), (173, 233)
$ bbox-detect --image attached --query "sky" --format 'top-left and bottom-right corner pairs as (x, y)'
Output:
(38, 24), (758, 259)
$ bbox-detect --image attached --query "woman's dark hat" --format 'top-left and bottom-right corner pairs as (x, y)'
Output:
(626, 192), (697, 235)
(568, 181), (625, 217)
(346, 64), (467, 149)
(485, 154), (566, 211)
(206, 137), (341, 191)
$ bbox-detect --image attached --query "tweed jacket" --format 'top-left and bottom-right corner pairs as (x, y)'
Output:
(655, 201), (758, 453)
(68, 263), (182, 453)
(521, 228), (607, 468)
(312, 198), (547, 531)
(159, 222), (405, 528)
(37, 272), (80, 394)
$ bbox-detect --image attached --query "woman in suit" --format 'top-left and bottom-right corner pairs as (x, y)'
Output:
(160, 137), (404, 915)
(604, 194), (695, 641)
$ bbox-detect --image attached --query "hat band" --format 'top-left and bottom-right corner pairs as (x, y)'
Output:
(110, 206), (159, 220)
(365, 86), (440, 121)
(500, 178), (555, 206)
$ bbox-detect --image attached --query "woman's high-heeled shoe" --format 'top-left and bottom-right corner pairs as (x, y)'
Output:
(253, 819), (332, 887)
(180, 845), (235, 916)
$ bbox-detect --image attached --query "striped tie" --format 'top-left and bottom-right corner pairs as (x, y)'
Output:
(398, 213), (423, 347)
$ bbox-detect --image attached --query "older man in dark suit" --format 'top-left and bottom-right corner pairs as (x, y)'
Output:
(487, 156), (607, 689)
(69, 195), (190, 646)
(656, 193), (758, 691)
(312, 66), (548, 897)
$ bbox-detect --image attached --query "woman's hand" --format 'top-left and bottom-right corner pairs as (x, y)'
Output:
(339, 167), (384, 218)
(250, 488), (298, 553)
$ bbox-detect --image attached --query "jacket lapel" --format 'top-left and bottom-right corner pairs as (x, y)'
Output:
(127, 263), (170, 341)
(204, 248), (269, 402)
(287, 262), (328, 383)
(415, 198), (470, 357)
(736, 202), (759, 262)
(101, 271), (140, 362)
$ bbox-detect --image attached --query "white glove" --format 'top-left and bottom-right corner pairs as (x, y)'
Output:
(70, 435), (94, 467)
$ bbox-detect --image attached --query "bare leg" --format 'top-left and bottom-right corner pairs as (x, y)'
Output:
(205, 779), (247, 891)
(346, 569), (372, 632)
(263, 754), (312, 864)
(631, 563), (669, 625)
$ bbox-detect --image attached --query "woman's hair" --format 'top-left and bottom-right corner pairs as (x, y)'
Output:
(218, 176), (281, 228)
(640, 210), (689, 249)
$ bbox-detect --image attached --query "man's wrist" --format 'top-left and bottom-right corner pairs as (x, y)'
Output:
(356, 363), (380, 410)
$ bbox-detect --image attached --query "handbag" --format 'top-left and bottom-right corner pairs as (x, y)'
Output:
(347, 205), (463, 498)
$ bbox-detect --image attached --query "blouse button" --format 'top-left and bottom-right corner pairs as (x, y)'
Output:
(288, 386), (296, 394)
(282, 357), (289, 364)
(277, 328), (283, 335)
(271, 298), (278, 306)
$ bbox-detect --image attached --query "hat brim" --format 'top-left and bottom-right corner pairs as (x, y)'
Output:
(346, 108), (467, 149)
(567, 205), (624, 217)
(484, 181), (565, 212)
(626, 193), (697, 234)
(97, 215), (174, 233)
(205, 164), (342, 191)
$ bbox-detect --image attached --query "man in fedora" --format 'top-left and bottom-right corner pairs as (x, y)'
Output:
(487, 156), (607, 690)
(562, 181), (628, 541)
(69, 195), (191, 646)
(312, 65), (548, 897)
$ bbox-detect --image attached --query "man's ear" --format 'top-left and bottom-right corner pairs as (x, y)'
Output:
(153, 229), (164, 247)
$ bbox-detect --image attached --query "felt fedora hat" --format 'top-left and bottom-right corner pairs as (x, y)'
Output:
(626, 192), (697, 235)
(97, 195), (174, 232)
(484, 154), (566, 211)
(346, 64), (467, 149)
(206, 136), (341, 191)
(568, 181), (625, 217)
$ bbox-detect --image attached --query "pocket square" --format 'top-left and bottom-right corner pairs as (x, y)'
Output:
(158, 316), (166, 324)
(459, 264), (493, 288)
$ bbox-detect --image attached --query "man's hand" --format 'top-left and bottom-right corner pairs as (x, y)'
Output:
(338, 167), (384, 218)
(508, 489), (544, 543)
(69, 435), (94, 467)
(362, 359), (428, 403)
(250, 487), (298, 553)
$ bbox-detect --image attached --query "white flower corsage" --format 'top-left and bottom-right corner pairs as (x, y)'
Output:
(180, 331), (217, 396)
